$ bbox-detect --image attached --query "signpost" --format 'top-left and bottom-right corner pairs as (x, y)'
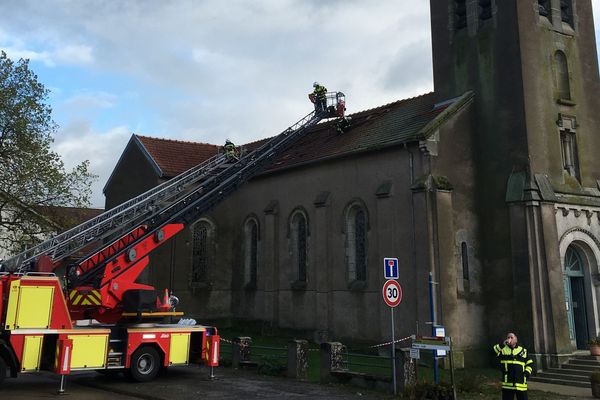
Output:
(382, 279), (402, 307)
(382, 278), (402, 395)
(383, 258), (399, 280)
(410, 335), (458, 400)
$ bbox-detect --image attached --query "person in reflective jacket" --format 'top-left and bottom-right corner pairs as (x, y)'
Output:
(493, 332), (534, 400)
(223, 139), (238, 162)
(311, 82), (327, 112)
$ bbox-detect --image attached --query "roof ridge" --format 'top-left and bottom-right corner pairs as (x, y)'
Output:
(135, 134), (219, 147)
(347, 91), (434, 118)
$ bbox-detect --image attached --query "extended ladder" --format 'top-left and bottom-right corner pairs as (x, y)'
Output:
(2, 92), (344, 273)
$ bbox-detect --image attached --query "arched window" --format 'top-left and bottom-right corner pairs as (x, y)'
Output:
(346, 204), (367, 283)
(555, 51), (571, 100)
(290, 211), (308, 282)
(243, 218), (259, 287)
(191, 220), (214, 284)
(461, 242), (470, 281)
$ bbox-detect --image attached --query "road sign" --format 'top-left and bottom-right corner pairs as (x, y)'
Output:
(411, 336), (451, 351)
(382, 280), (402, 307)
(410, 348), (420, 359)
(383, 258), (399, 279)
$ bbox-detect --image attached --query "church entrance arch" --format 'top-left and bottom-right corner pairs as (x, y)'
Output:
(564, 244), (590, 349)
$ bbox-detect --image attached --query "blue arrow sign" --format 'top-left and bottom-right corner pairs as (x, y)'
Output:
(384, 258), (399, 279)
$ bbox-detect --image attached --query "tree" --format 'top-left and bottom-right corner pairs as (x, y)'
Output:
(0, 50), (96, 256)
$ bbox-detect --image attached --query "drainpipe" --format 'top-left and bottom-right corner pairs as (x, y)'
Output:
(406, 143), (419, 334)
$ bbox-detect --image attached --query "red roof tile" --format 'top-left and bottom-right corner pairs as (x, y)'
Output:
(136, 135), (219, 178)
(263, 92), (444, 172)
(138, 92), (456, 178)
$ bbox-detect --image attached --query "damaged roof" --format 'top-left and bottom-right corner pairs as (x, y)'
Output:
(129, 92), (468, 178)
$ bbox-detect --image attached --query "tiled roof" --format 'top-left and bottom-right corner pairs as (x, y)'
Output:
(137, 92), (463, 177)
(136, 135), (219, 178)
(264, 92), (446, 172)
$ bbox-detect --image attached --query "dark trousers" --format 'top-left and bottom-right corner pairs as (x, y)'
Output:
(315, 98), (326, 112)
(502, 389), (527, 400)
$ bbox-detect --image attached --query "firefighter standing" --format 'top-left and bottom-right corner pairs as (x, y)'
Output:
(493, 332), (534, 400)
(311, 82), (327, 112)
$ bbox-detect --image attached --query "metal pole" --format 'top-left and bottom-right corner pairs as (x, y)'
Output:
(449, 337), (457, 400)
(429, 272), (438, 384)
(391, 306), (397, 395)
(57, 375), (66, 395)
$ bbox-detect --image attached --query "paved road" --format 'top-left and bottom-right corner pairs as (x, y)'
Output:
(1, 367), (395, 399)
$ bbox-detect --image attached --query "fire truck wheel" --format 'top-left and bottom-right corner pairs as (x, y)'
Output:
(0, 356), (6, 385)
(129, 346), (160, 382)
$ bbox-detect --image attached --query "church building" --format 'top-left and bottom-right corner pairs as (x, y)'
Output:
(104, 0), (600, 368)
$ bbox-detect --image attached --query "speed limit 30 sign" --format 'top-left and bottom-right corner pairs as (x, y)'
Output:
(382, 279), (402, 307)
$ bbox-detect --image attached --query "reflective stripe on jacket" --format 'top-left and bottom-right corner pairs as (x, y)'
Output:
(493, 344), (533, 391)
(313, 85), (327, 99)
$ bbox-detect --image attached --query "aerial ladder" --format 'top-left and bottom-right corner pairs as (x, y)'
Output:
(0, 91), (345, 387)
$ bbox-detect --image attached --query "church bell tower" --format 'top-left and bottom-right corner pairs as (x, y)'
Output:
(429, 0), (600, 365)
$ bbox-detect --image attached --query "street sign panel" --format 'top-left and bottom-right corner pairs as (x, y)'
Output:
(411, 336), (451, 351)
(410, 348), (420, 359)
(383, 258), (399, 279)
(382, 279), (402, 307)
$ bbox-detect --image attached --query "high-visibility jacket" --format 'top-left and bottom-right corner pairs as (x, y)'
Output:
(493, 343), (534, 391)
(313, 85), (327, 100)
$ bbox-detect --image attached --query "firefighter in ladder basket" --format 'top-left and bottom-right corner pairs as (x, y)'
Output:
(309, 81), (328, 112)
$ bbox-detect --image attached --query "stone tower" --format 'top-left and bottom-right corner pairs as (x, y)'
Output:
(430, 0), (600, 366)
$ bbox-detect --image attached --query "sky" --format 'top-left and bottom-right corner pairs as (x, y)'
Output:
(0, 1), (599, 208)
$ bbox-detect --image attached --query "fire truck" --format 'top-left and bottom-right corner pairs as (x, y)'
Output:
(0, 92), (345, 389)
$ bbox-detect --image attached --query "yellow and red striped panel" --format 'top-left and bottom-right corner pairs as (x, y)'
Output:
(69, 289), (102, 306)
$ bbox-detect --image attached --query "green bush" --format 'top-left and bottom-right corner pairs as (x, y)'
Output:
(257, 355), (286, 377)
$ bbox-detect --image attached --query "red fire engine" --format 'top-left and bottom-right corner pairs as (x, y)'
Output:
(0, 92), (345, 390)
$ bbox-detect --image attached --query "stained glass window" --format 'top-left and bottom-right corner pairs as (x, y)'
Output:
(355, 210), (367, 281)
(346, 204), (367, 283)
(292, 213), (308, 282)
(244, 219), (259, 286)
(192, 222), (210, 282)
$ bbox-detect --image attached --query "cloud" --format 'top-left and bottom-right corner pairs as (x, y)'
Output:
(1, 42), (93, 67)
(54, 44), (93, 65)
(60, 91), (116, 112)
(3, 0), (599, 208)
(51, 121), (132, 208)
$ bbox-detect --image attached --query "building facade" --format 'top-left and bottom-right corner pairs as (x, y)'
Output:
(104, 0), (600, 368)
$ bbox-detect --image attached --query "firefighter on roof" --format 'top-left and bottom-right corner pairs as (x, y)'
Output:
(335, 116), (351, 134)
(223, 139), (238, 162)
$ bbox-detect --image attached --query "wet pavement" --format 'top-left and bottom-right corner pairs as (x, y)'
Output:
(1, 367), (395, 399)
